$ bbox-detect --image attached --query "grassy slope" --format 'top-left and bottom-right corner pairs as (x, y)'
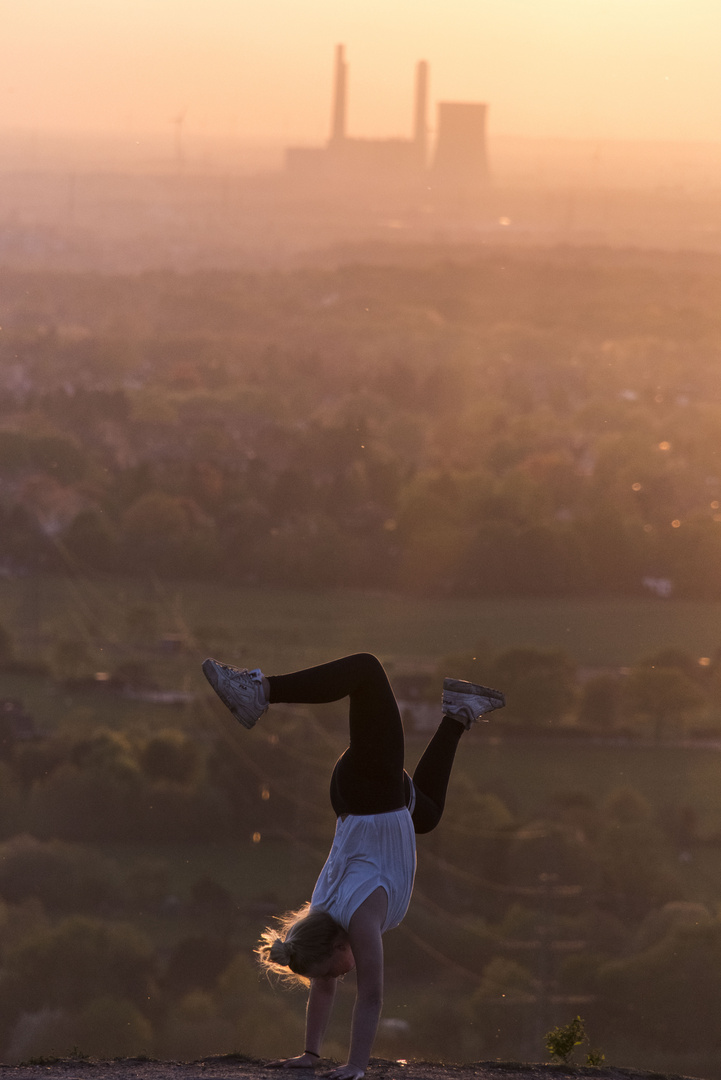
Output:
(4, 577), (721, 672)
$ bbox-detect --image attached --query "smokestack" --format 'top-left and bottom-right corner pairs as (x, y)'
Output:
(330, 44), (348, 144)
(413, 60), (429, 165)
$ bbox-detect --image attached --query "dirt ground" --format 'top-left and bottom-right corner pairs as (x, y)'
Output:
(0, 1058), (704, 1080)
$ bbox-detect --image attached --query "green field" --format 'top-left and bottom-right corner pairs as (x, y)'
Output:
(3, 575), (721, 673)
(5, 572), (721, 840)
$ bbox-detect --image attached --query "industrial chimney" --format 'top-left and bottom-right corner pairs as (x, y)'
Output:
(330, 44), (348, 145)
(413, 60), (429, 167)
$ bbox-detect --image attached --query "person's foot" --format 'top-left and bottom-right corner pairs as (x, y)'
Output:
(202, 659), (269, 729)
(442, 677), (505, 729)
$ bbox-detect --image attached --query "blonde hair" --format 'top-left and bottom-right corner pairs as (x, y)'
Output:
(256, 903), (344, 987)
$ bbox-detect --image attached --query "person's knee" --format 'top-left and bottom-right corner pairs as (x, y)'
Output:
(353, 651), (382, 667)
(411, 805), (442, 834)
(351, 652), (385, 679)
(412, 817), (441, 835)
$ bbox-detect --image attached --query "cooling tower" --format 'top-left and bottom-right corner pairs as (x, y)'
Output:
(431, 102), (489, 188)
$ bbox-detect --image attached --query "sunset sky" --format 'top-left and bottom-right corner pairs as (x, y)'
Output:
(2, 0), (720, 146)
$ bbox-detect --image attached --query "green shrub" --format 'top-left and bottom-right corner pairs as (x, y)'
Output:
(545, 1014), (586, 1063)
(0, 835), (122, 913)
(1, 915), (155, 1014)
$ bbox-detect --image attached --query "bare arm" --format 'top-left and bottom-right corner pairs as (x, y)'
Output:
(326, 888), (387, 1080)
(306, 975), (338, 1055)
(266, 976), (337, 1069)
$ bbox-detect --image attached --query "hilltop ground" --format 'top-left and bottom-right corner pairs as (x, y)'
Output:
(0, 1059), (705, 1080)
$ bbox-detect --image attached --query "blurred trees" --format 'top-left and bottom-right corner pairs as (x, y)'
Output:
(594, 788), (682, 920)
(3, 252), (721, 596)
(622, 665), (706, 739)
(2, 916), (155, 1015)
(0, 835), (122, 913)
(121, 492), (217, 577)
(0, 624), (14, 667)
(597, 917), (721, 1052)
(0, 708), (714, 1066)
(578, 674), (622, 729)
(491, 648), (578, 725)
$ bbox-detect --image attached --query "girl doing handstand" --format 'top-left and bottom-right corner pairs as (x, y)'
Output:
(203, 652), (504, 1080)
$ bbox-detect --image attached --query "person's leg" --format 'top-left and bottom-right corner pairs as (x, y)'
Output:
(409, 679), (507, 833)
(268, 653), (405, 815)
(409, 715), (464, 834)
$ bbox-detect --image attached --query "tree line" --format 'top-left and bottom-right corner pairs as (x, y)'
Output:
(1, 249), (721, 596)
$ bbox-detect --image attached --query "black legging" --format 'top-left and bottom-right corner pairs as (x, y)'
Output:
(267, 652), (463, 835)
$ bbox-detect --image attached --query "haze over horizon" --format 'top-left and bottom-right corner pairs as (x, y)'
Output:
(3, 0), (721, 152)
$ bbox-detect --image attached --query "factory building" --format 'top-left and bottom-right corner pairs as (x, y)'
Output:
(285, 45), (489, 201)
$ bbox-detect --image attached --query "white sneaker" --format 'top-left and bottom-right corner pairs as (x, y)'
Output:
(442, 677), (505, 729)
(202, 659), (268, 729)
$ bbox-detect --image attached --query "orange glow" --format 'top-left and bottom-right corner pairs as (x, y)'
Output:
(3, 0), (721, 145)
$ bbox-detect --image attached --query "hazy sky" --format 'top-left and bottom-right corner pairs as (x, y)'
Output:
(2, 0), (720, 146)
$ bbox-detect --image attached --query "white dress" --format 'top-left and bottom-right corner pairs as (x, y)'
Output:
(310, 808), (417, 933)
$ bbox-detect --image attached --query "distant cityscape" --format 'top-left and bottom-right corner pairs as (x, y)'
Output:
(1, 43), (721, 272)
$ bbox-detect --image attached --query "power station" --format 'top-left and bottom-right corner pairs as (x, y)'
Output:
(285, 45), (489, 200)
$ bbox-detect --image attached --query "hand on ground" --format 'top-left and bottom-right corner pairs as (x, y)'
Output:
(265, 1054), (318, 1069)
(323, 1065), (365, 1080)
